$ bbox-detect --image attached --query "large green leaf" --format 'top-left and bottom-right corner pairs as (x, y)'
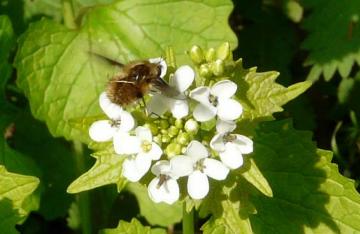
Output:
(249, 120), (360, 233)
(234, 62), (312, 134)
(14, 0), (237, 141)
(67, 146), (126, 193)
(200, 120), (360, 233)
(126, 183), (182, 227)
(302, 0), (360, 81)
(199, 174), (254, 234)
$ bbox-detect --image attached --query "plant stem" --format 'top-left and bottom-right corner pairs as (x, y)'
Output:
(182, 203), (194, 234)
(62, 0), (77, 29)
(73, 141), (91, 234)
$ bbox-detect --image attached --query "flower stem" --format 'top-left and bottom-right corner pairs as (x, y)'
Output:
(62, 0), (77, 29)
(182, 203), (195, 234)
(73, 141), (91, 234)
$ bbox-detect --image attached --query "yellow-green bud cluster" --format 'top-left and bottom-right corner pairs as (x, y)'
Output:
(145, 117), (199, 159)
(189, 42), (232, 78)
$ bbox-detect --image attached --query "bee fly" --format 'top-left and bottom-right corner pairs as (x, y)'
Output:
(91, 53), (180, 109)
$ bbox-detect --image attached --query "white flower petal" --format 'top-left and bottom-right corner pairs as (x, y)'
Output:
(135, 126), (152, 141)
(210, 133), (226, 152)
(113, 132), (141, 155)
(189, 86), (211, 105)
(170, 156), (194, 178)
(118, 111), (135, 132)
(122, 156), (151, 182)
(234, 135), (254, 154)
(151, 160), (171, 176)
(148, 177), (179, 204)
(135, 153), (152, 175)
(219, 143), (244, 169)
(203, 158), (229, 180)
(187, 171), (209, 199)
(148, 178), (163, 203)
(89, 120), (116, 142)
(216, 119), (236, 134)
(193, 104), (217, 122)
(149, 57), (167, 78)
(140, 142), (162, 160)
(99, 92), (123, 120)
(170, 99), (189, 119)
(148, 142), (162, 160)
(147, 94), (168, 117)
(217, 98), (243, 121)
(210, 80), (237, 99)
(170, 65), (195, 92)
(186, 140), (208, 162)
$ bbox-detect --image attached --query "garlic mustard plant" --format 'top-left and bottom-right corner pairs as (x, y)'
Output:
(87, 45), (254, 204)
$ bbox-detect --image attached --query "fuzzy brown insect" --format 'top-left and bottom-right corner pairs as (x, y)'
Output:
(92, 53), (179, 107)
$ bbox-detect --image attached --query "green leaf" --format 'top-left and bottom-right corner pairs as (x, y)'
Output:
(302, 0), (360, 81)
(24, 0), (63, 22)
(234, 63), (312, 133)
(99, 218), (165, 234)
(126, 183), (182, 227)
(200, 175), (254, 234)
(15, 0), (237, 141)
(67, 146), (126, 193)
(0, 15), (15, 100)
(0, 199), (22, 234)
(249, 120), (360, 233)
(0, 165), (40, 214)
(239, 158), (272, 197)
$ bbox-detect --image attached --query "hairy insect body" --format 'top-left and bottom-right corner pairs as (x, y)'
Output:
(106, 61), (161, 106)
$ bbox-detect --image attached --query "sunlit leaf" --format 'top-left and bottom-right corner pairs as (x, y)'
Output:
(67, 146), (126, 193)
(15, 0), (237, 141)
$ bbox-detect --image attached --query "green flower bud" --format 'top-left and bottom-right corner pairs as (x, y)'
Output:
(153, 135), (162, 145)
(205, 48), (216, 62)
(177, 132), (190, 145)
(216, 42), (231, 60)
(160, 129), (168, 135)
(199, 64), (212, 78)
(144, 123), (158, 135)
(211, 59), (224, 76)
(160, 119), (169, 129)
(184, 119), (199, 134)
(165, 143), (182, 158)
(175, 119), (183, 129)
(168, 126), (179, 137)
(189, 45), (205, 64)
(162, 135), (171, 143)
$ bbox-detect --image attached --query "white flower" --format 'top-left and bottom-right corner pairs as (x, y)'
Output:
(149, 57), (167, 78)
(171, 140), (229, 200)
(148, 160), (182, 204)
(89, 92), (135, 142)
(114, 126), (162, 182)
(189, 80), (243, 122)
(147, 65), (195, 119)
(210, 132), (253, 169)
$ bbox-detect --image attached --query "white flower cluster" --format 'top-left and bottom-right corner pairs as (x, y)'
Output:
(89, 58), (253, 204)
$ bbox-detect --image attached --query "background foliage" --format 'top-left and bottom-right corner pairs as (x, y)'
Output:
(1, 0), (360, 233)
